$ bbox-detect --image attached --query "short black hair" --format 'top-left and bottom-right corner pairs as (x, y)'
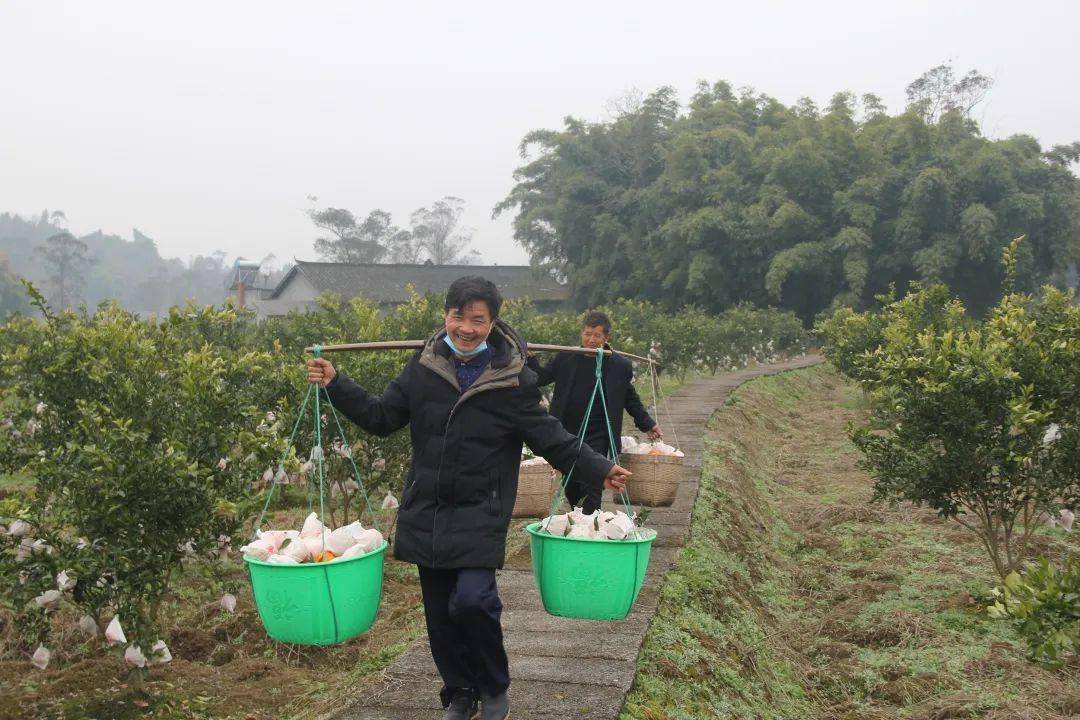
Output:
(582, 310), (611, 334)
(445, 276), (502, 319)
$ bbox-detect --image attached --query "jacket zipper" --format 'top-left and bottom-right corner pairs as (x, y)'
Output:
(432, 396), (465, 566)
(431, 373), (510, 566)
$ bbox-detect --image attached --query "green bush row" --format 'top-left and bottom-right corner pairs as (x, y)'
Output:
(0, 290), (806, 655)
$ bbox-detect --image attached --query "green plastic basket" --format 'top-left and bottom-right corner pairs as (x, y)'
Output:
(526, 523), (656, 621)
(245, 541), (387, 645)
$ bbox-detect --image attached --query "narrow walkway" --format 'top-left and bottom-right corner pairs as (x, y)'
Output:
(338, 355), (822, 720)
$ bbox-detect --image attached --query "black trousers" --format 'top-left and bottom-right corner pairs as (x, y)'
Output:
(562, 431), (613, 514)
(417, 566), (510, 706)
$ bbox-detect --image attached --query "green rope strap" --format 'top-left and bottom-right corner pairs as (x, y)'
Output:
(252, 383), (313, 537)
(595, 352), (636, 519)
(312, 349), (326, 553)
(649, 361), (680, 451)
(251, 344), (379, 544)
(324, 391), (378, 526)
(548, 348), (637, 521)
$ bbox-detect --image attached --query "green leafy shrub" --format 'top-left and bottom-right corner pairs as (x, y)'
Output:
(0, 302), (290, 650)
(509, 297), (809, 379)
(818, 241), (1080, 578)
(987, 558), (1080, 668)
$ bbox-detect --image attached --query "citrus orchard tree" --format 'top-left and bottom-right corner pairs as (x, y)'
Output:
(818, 241), (1080, 578)
(0, 298), (293, 652)
(503, 295), (808, 379)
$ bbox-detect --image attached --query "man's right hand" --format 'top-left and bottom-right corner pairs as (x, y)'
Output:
(306, 358), (337, 387)
(603, 464), (632, 493)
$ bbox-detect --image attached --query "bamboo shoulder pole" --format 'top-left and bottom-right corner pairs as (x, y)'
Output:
(308, 340), (424, 352)
(527, 343), (656, 365)
(304, 340), (657, 366)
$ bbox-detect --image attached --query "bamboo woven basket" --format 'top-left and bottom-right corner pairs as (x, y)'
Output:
(619, 452), (683, 506)
(514, 461), (556, 517)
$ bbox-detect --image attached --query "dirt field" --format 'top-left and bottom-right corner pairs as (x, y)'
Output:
(1, 499), (416, 720)
(0, 487), (548, 720)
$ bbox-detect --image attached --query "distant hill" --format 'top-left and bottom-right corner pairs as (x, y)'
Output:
(0, 211), (235, 315)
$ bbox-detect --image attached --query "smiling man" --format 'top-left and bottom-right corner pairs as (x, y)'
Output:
(306, 276), (631, 720)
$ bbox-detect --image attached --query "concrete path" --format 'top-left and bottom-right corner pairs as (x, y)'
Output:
(337, 355), (822, 720)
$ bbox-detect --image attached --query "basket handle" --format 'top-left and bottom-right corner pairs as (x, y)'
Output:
(252, 383), (314, 540)
(252, 344), (380, 546)
(547, 348), (638, 522)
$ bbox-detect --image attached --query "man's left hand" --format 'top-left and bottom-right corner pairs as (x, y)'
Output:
(646, 425), (663, 440)
(603, 464), (632, 492)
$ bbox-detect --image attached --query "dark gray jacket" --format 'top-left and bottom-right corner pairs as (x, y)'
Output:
(527, 347), (655, 452)
(325, 321), (614, 569)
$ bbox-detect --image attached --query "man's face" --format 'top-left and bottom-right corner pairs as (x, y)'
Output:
(580, 324), (609, 349)
(444, 301), (494, 353)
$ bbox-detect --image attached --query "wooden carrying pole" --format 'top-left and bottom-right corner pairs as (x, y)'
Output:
(305, 340), (657, 366)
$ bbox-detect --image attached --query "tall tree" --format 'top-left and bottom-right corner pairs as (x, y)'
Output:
(36, 231), (93, 309)
(384, 229), (426, 264)
(307, 200), (408, 264)
(498, 70), (1080, 321)
(1044, 141), (1080, 168)
(905, 62), (993, 122)
(409, 196), (480, 265)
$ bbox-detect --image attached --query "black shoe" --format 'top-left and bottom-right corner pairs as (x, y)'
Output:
(480, 691), (509, 720)
(442, 690), (479, 720)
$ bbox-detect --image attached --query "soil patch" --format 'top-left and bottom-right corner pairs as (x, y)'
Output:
(0, 508), (425, 720)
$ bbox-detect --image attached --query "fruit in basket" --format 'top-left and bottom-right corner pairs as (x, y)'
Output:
(623, 440), (684, 457)
(327, 521), (363, 555)
(281, 536), (313, 562)
(243, 512), (384, 564)
(520, 456), (549, 467)
(540, 507), (638, 540)
(540, 513), (570, 536)
(567, 523), (595, 539)
(240, 537), (276, 561)
(300, 512), (325, 538)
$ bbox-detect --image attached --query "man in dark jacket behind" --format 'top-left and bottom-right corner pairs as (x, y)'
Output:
(526, 311), (661, 514)
(306, 277), (631, 720)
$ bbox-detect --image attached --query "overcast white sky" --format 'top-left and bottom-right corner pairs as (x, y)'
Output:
(1, 1), (1076, 267)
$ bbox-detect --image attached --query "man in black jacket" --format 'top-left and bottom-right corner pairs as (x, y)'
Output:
(527, 311), (661, 514)
(306, 277), (631, 720)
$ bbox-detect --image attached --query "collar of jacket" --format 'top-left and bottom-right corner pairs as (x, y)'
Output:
(419, 320), (526, 402)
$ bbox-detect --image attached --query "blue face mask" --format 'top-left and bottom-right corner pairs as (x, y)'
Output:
(444, 334), (489, 358)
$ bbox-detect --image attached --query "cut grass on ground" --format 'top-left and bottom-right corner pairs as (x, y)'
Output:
(621, 365), (1078, 720)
